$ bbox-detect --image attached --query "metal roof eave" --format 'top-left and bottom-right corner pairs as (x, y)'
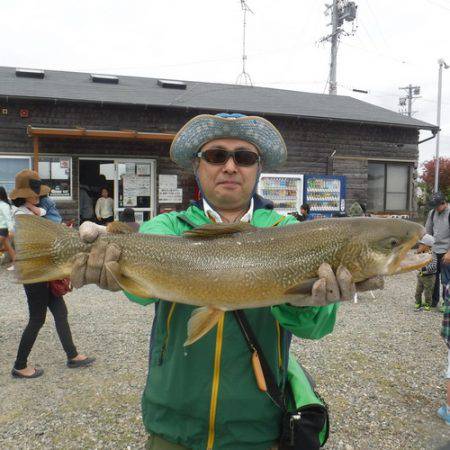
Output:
(1, 92), (438, 132)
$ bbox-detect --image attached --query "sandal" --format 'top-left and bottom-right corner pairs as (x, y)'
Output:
(67, 356), (95, 368)
(11, 367), (44, 379)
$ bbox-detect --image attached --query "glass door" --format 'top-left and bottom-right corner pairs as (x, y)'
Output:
(114, 159), (156, 224)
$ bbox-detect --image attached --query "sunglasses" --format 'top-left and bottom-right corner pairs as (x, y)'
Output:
(196, 148), (260, 167)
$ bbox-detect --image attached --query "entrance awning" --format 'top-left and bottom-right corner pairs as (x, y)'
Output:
(27, 126), (176, 170)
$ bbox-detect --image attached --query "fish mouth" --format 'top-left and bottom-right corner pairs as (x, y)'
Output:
(386, 226), (427, 275)
(392, 252), (432, 274)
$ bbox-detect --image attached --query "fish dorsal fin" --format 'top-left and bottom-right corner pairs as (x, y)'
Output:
(183, 222), (257, 238)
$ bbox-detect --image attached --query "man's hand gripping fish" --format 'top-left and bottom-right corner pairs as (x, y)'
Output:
(14, 215), (430, 345)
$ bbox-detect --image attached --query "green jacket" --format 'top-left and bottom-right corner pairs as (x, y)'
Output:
(125, 202), (339, 450)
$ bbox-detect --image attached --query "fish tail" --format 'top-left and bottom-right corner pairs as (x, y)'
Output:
(14, 215), (80, 284)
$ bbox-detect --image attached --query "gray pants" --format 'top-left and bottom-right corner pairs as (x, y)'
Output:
(415, 273), (435, 306)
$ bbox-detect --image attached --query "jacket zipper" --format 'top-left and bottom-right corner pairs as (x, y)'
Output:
(206, 314), (225, 450)
(158, 303), (176, 365)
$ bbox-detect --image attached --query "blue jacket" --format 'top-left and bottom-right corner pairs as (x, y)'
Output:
(39, 196), (62, 224)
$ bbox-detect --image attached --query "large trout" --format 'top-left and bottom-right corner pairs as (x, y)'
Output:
(14, 215), (429, 344)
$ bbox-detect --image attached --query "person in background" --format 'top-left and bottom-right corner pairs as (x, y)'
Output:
(0, 186), (16, 270)
(425, 192), (450, 309)
(95, 187), (114, 225)
(119, 207), (140, 232)
(39, 194), (62, 224)
(438, 260), (450, 424)
(288, 203), (310, 222)
(414, 234), (437, 311)
(348, 201), (364, 217)
(10, 170), (94, 379)
(299, 203), (310, 221)
(79, 185), (94, 224)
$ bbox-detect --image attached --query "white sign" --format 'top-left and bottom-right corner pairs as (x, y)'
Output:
(123, 175), (151, 198)
(159, 174), (177, 188)
(159, 188), (182, 203)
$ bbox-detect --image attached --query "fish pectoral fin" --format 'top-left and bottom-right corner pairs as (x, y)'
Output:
(284, 278), (318, 296)
(184, 307), (224, 346)
(104, 261), (153, 298)
(183, 222), (257, 239)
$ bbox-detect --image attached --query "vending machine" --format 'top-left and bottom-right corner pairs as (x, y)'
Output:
(257, 173), (304, 216)
(303, 175), (346, 219)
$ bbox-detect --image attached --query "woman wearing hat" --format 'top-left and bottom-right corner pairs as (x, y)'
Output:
(10, 169), (94, 379)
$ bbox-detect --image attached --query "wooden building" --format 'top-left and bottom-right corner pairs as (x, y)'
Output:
(0, 66), (437, 223)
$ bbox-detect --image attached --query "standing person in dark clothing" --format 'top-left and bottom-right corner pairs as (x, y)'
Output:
(119, 207), (140, 232)
(425, 192), (450, 308)
(10, 170), (94, 379)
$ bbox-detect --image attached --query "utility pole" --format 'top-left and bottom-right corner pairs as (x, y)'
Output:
(320, 1), (357, 95)
(434, 58), (449, 193)
(398, 84), (420, 117)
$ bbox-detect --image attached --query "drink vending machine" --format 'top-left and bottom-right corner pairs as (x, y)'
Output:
(303, 175), (346, 218)
(257, 173), (304, 216)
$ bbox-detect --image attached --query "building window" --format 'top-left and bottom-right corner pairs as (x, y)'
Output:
(368, 162), (410, 212)
(38, 156), (72, 199)
(0, 156), (31, 194)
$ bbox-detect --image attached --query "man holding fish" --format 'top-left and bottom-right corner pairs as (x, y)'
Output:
(14, 113), (428, 449)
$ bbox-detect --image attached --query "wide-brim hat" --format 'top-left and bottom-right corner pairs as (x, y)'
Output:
(9, 169), (51, 200)
(170, 113), (287, 170)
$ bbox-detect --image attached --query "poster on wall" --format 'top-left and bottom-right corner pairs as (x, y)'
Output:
(123, 175), (151, 198)
(159, 174), (177, 189)
(123, 196), (137, 207)
(159, 188), (183, 203)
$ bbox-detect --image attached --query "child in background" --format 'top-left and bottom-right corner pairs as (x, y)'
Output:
(438, 262), (450, 425)
(414, 234), (437, 311)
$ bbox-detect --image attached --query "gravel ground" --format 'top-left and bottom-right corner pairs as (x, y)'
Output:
(1, 267), (450, 450)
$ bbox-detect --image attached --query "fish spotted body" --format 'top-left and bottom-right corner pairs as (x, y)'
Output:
(14, 215), (429, 344)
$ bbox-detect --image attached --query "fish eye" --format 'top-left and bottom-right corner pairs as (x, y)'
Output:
(388, 238), (399, 248)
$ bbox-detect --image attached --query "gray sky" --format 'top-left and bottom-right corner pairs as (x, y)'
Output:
(1, 0), (449, 167)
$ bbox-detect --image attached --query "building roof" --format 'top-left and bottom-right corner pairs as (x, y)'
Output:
(0, 66), (437, 131)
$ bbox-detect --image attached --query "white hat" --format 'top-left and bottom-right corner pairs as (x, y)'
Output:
(418, 234), (435, 247)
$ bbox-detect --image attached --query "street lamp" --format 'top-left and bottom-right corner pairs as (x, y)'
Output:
(434, 58), (449, 193)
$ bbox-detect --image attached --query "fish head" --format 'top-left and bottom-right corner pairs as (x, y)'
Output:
(337, 218), (428, 281)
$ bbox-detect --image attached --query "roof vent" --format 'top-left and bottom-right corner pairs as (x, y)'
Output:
(16, 68), (45, 79)
(90, 74), (119, 84)
(157, 79), (187, 90)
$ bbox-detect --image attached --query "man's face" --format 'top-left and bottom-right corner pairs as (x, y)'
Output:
(436, 203), (447, 213)
(195, 138), (260, 211)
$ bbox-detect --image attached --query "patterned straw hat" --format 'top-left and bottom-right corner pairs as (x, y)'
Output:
(9, 169), (51, 200)
(170, 113), (287, 170)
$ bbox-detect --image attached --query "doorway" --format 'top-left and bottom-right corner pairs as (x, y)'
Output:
(78, 158), (156, 224)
